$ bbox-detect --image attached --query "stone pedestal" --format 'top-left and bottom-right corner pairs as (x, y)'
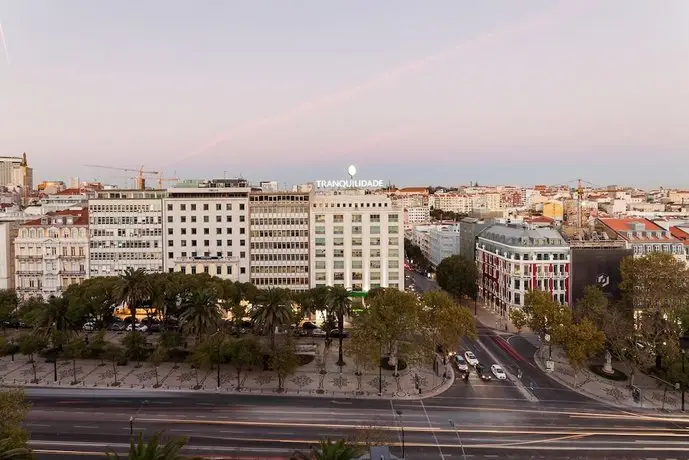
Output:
(602, 350), (614, 375)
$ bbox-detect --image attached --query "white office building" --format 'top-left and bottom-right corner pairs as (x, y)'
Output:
(0, 156), (24, 188)
(162, 179), (251, 282)
(428, 224), (461, 268)
(310, 191), (403, 292)
(249, 191), (310, 291)
(88, 190), (165, 276)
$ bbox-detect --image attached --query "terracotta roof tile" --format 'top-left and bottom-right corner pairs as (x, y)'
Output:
(21, 208), (88, 227)
(598, 217), (680, 243)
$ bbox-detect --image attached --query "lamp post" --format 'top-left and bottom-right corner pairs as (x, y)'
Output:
(448, 419), (468, 460)
(130, 399), (148, 436)
(395, 410), (405, 459)
(679, 336), (689, 412)
(378, 339), (383, 396)
(211, 329), (222, 388)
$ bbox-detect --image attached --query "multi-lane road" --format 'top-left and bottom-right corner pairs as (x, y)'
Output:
(17, 271), (689, 459)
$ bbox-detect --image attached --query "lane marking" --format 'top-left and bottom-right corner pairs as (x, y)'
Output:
(73, 425), (99, 429)
(420, 399), (446, 459)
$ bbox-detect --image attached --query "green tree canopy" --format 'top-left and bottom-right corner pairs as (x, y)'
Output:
(435, 255), (478, 301)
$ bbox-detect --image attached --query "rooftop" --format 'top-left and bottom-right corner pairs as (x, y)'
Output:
(598, 217), (681, 243)
(22, 208), (88, 227)
(479, 223), (567, 247)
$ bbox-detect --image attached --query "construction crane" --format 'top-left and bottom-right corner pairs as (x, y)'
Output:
(85, 165), (159, 190)
(157, 174), (179, 189)
(547, 178), (601, 237)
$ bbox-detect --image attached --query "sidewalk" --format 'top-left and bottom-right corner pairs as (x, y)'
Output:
(473, 300), (687, 413)
(0, 341), (454, 401)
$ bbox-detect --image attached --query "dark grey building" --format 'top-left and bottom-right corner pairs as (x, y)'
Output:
(459, 217), (494, 261)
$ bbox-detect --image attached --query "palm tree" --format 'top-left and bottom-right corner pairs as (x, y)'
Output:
(106, 431), (187, 460)
(251, 288), (292, 350)
(292, 438), (361, 460)
(0, 437), (30, 460)
(114, 267), (152, 326)
(24, 295), (73, 347)
(327, 286), (352, 367)
(180, 287), (221, 341)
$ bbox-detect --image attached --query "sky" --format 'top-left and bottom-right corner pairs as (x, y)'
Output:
(0, 0), (688, 189)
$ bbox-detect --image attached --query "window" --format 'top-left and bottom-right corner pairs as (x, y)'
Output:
(315, 237), (326, 246)
(226, 203), (232, 211)
(352, 214), (362, 223)
(240, 239), (246, 246)
(389, 214), (399, 222)
(191, 216), (197, 223)
(167, 240), (173, 247)
(216, 216), (222, 223)
(388, 226), (399, 234)
(371, 249), (380, 257)
(239, 204), (245, 211)
(370, 271), (381, 280)
(334, 214), (344, 223)
(203, 204), (209, 211)
(352, 249), (362, 257)
(204, 240), (210, 246)
(227, 239), (231, 246)
(191, 228), (197, 235)
(240, 228), (245, 234)
(370, 225), (380, 234)
(191, 240), (197, 246)
(316, 249), (326, 258)
(226, 228), (232, 234)
(389, 271), (399, 281)
(204, 216), (209, 223)
(370, 214), (380, 223)
(352, 238), (362, 246)
(204, 228), (210, 235)
(167, 216), (173, 223)
(217, 240), (222, 246)
(352, 260), (362, 269)
(216, 204), (222, 211)
(315, 261), (326, 269)
(315, 214), (325, 223)
(333, 238), (344, 246)
(316, 272), (326, 281)
(370, 260), (381, 269)
(181, 216), (187, 223)
(388, 237), (398, 246)
(191, 204), (197, 211)
(315, 226), (325, 235)
(217, 266), (222, 275)
(334, 260), (344, 269)
(216, 228), (222, 235)
(167, 204), (173, 211)
(389, 248), (399, 258)
(352, 226), (362, 235)
(181, 204), (186, 211)
(334, 226), (344, 235)
(388, 259), (397, 268)
(239, 215), (245, 222)
(240, 267), (246, 274)
(168, 252), (173, 259)
(167, 228), (173, 235)
(226, 216), (232, 223)
(333, 249), (344, 258)
(370, 237), (380, 246)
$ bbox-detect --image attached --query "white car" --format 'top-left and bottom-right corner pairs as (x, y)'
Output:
(454, 355), (468, 372)
(126, 323), (148, 332)
(464, 351), (478, 367)
(491, 364), (507, 380)
(311, 328), (327, 337)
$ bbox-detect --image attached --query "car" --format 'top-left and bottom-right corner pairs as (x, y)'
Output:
(491, 364), (507, 380)
(464, 351), (478, 366)
(311, 328), (327, 337)
(82, 322), (95, 331)
(126, 323), (148, 332)
(454, 355), (468, 372)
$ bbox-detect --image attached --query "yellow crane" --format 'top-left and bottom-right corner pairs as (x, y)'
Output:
(85, 164), (160, 190)
(157, 174), (179, 189)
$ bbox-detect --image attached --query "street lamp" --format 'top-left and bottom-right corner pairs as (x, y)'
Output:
(448, 419), (468, 460)
(130, 399), (148, 436)
(395, 410), (405, 459)
(679, 336), (689, 412)
(378, 338), (383, 396)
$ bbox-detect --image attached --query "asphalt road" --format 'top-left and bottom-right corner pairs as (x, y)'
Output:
(18, 273), (689, 459)
(23, 388), (689, 459)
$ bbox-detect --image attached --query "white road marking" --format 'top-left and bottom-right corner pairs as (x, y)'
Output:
(419, 399), (445, 460)
(73, 425), (99, 429)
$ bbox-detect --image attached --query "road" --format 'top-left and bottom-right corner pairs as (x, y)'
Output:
(23, 388), (689, 459)
(19, 273), (689, 459)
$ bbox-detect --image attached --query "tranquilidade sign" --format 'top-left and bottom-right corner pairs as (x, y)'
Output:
(315, 165), (384, 189)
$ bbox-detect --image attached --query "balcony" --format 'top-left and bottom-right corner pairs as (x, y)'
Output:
(174, 256), (239, 264)
(60, 270), (86, 276)
(16, 255), (43, 260)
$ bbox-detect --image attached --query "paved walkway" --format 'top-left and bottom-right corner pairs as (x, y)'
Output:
(0, 341), (454, 400)
(474, 301), (686, 412)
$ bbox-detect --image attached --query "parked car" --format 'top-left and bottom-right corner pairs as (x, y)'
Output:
(329, 329), (349, 338)
(311, 328), (327, 337)
(82, 322), (96, 331)
(126, 323), (148, 332)
(301, 321), (318, 330)
(464, 351), (479, 367)
(491, 364), (507, 380)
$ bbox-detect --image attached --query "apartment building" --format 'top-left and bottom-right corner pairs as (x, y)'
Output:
(88, 190), (165, 276)
(249, 191), (310, 291)
(311, 191), (403, 292)
(428, 224), (460, 268)
(595, 218), (685, 262)
(162, 179), (251, 282)
(14, 209), (89, 299)
(430, 193), (473, 214)
(476, 224), (570, 318)
(404, 206), (430, 226)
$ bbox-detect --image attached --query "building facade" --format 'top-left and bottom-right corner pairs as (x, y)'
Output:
(162, 180), (251, 282)
(459, 217), (493, 261)
(88, 190), (165, 277)
(476, 224), (570, 318)
(14, 209), (89, 299)
(0, 222), (18, 290)
(428, 224), (461, 268)
(310, 191), (403, 292)
(595, 218), (685, 262)
(249, 191), (310, 291)
(0, 156), (23, 188)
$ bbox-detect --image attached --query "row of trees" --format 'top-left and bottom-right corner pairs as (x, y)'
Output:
(510, 252), (689, 386)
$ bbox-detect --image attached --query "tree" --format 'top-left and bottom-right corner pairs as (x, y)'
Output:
(64, 277), (118, 330)
(180, 287), (221, 341)
(563, 317), (606, 385)
(227, 336), (263, 391)
(0, 436), (30, 459)
(422, 291), (476, 354)
(0, 388), (31, 455)
(23, 295), (73, 348)
(523, 290), (571, 342)
(292, 438), (362, 460)
(435, 255), (478, 301)
(114, 267), (152, 326)
(509, 309), (527, 334)
(106, 431), (188, 460)
(62, 337), (87, 385)
(149, 345), (168, 388)
(0, 290), (18, 330)
(159, 331), (185, 368)
(17, 333), (47, 383)
(121, 332), (149, 367)
(344, 329), (379, 376)
(252, 288), (292, 350)
(88, 330), (108, 364)
(102, 344), (123, 386)
(355, 289), (426, 375)
(269, 337), (299, 392)
(575, 285), (608, 326)
(327, 286), (352, 367)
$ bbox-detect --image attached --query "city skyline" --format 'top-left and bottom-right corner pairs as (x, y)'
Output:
(1, 0), (688, 187)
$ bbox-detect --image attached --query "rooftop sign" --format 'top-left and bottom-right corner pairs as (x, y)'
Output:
(315, 165), (384, 189)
